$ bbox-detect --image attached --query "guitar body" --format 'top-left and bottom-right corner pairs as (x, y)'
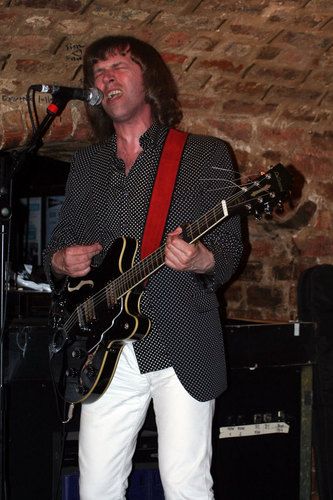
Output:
(49, 237), (151, 404)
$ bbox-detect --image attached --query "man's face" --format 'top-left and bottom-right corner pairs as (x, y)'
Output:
(93, 49), (151, 124)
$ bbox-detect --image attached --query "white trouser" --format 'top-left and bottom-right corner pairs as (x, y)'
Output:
(79, 343), (215, 500)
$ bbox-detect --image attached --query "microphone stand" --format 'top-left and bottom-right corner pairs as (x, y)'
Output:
(0, 94), (70, 500)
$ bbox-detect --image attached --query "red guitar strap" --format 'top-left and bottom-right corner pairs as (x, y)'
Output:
(140, 128), (189, 259)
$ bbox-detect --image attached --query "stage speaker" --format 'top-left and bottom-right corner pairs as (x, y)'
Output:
(212, 322), (315, 500)
(4, 323), (63, 500)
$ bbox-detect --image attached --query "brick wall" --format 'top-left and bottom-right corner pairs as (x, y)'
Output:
(1, 0), (332, 321)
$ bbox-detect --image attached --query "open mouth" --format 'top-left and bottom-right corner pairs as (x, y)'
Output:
(107, 90), (122, 100)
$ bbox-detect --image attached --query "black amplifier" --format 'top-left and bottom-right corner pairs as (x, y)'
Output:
(213, 321), (316, 500)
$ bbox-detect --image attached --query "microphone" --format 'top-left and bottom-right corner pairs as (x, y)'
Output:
(30, 84), (103, 106)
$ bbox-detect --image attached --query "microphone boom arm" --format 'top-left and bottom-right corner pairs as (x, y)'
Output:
(24, 90), (74, 158)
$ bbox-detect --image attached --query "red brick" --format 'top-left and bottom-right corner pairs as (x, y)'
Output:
(246, 64), (308, 83)
(220, 41), (254, 59)
(273, 263), (297, 280)
(181, 72), (214, 92)
(161, 32), (192, 49)
(257, 125), (308, 148)
(181, 94), (216, 110)
(314, 209), (333, 231)
(199, 58), (244, 73)
(1, 110), (27, 147)
(277, 31), (332, 51)
(223, 100), (277, 116)
(320, 17), (333, 34)
(268, 12), (292, 24)
(322, 91), (333, 105)
(281, 106), (330, 123)
(315, 1), (333, 13)
(256, 46), (281, 60)
(316, 182), (333, 201)
(15, 59), (41, 73)
(197, 0), (270, 15)
(262, 150), (282, 163)
(213, 78), (268, 98)
(250, 239), (275, 259)
(294, 234), (333, 257)
(317, 47), (333, 68)
(311, 131), (333, 151)
(191, 36), (219, 51)
(273, 47), (320, 70)
(269, 11), (326, 30)
(57, 19), (90, 36)
(229, 23), (273, 42)
(0, 12), (17, 23)
(12, 0), (84, 11)
(161, 52), (187, 64)
(247, 285), (283, 308)
(292, 14), (327, 30)
(235, 80), (270, 97)
(240, 261), (264, 282)
(307, 70), (333, 86)
(266, 86), (322, 103)
(207, 118), (253, 142)
(5, 35), (54, 51)
(233, 149), (251, 169)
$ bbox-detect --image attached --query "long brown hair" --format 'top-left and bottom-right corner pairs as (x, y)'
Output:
(83, 35), (183, 141)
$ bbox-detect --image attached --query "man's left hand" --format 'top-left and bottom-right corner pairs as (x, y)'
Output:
(165, 227), (215, 274)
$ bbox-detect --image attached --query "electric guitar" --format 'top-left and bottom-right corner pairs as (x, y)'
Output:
(49, 163), (292, 405)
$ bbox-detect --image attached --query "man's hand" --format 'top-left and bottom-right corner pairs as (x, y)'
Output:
(165, 227), (215, 274)
(51, 243), (103, 278)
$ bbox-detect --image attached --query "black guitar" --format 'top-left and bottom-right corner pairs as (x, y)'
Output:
(49, 163), (292, 405)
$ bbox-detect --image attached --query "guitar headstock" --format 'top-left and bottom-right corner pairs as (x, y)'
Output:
(237, 163), (292, 218)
